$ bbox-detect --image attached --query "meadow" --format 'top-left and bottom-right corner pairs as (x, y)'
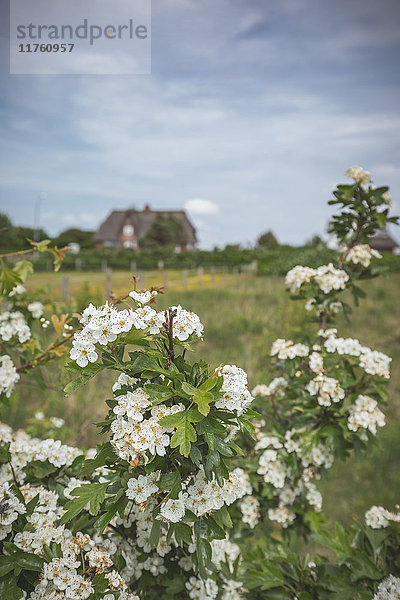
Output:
(8, 270), (400, 527)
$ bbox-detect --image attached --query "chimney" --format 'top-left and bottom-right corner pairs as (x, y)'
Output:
(143, 204), (151, 212)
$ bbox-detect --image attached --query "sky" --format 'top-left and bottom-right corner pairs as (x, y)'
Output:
(0, 0), (400, 248)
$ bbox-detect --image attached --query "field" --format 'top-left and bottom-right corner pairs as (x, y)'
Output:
(8, 271), (400, 527)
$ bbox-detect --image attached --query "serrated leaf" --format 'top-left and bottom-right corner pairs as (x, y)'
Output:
(64, 362), (108, 396)
(59, 482), (109, 525)
(144, 382), (174, 403)
(80, 442), (116, 476)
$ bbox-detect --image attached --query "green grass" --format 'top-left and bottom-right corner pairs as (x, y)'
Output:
(6, 272), (400, 525)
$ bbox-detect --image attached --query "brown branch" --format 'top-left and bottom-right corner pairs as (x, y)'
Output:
(0, 248), (35, 259)
(16, 331), (75, 373)
(163, 308), (177, 368)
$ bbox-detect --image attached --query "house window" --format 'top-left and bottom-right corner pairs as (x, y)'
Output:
(123, 224), (134, 236)
(123, 240), (137, 249)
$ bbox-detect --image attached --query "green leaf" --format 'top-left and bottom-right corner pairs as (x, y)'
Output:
(189, 445), (202, 466)
(164, 575), (186, 594)
(0, 266), (22, 294)
(214, 436), (234, 457)
(196, 538), (213, 579)
(0, 443), (11, 464)
(94, 492), (128, 534)
(214, 504), (232, 528)
(24, 460), (58, 480)
(64, 362), (108, 396)
(59, 482), (109, 525)
(170, 419), (197, 457)
(199, 376), (219, 392)
(15, 553), (45, 572)
(158, 471), (182, 497)
(0, 556), (15, 577)
(13, 260), (34, 282)
(181, 381), (198, 396)
(0, 573), (24, 599)
(197, 416), (226, 436)
(174, 522), (193, 546)
(159, 412), (185, 428)
(80, 442), (116, 476)
(149, 519), (161, 549)
(144, 383), (174, 403)
(122, 329), (151, 346)
(193, 391), (214, 416)
(126, 353), (162, 374)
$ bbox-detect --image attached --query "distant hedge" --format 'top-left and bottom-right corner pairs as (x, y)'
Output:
(21, 245), (400, 275)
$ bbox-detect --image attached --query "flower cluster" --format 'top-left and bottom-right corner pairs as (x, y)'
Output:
(323, 330), (391, 378)
(129, 290), (158, 306)
(285, 264), (349, 295)
(365, 505), (400, 529)
(0, 354), (19, 397)
(345, 165), (372, 186)
(0, 424), (81, 486)
(270, 339), (309, 360)
(239, 495), (260, 528)
(70, 300), (204, 367)
(160, 467), (252, 523)
(0, 423), (141, 600)
(285, 265), (316, 293)
(0, 310), (31, 343)
(372, 575), (400, 600)
(215, 364), (253, 415)
(171, 304), (204, 341)
(252, 377), (287, 398)
(345, 244), (382, 267)
(27, 301), (44, 319)
(0, 481), (27, 540)
(306, 373), (345, 407)
(251, 428), (332, 524)
(111, 387), (185, 462)
(347, 395), (386, 435)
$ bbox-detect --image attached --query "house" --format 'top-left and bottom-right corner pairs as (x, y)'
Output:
(93, 205), (197, 251)
(369, 226), (399, 253)
(327, 225), (399, 254)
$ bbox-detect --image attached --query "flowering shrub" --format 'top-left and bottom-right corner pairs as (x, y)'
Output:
(238, 167), (400, 596)
(0, 167), (399, 600)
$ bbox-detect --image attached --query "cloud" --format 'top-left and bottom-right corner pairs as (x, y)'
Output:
(0, 0), (399, 248)
(184, 198), (219, 215)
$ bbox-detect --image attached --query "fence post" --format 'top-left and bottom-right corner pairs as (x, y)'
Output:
(138, 271), (144, 289)
(101, 259), (107, 272)
(75, 258), (82, 271)
(182, 269), (188, 291)
(210, 265), (216, 285)
(130, 260), (137, 273)
(106, 268), (112, 299)
(163, 270), (168, 292)
(62, 276), (70, 303)
(197, 266), (203, 287)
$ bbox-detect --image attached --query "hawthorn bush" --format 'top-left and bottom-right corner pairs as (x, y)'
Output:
(0, 167), (399, 600)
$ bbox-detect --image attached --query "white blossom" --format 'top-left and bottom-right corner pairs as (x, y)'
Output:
(345, 244), (381, 267)
(0, 355), (19, 398)
(348, 395), (386, 435)
(345, 165), (372, 186)
(27, 302), (44, 319)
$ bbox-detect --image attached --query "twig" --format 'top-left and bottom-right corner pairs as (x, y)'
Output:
(16, 331), (75, 373)
(0, 248), (34, 259)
